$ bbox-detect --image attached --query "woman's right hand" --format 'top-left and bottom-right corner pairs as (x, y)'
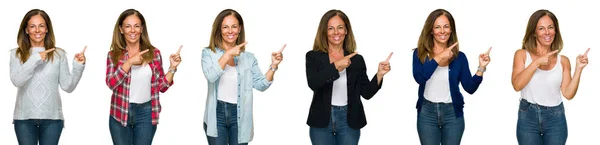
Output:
(434, 42), (458, 63)
(39, 48), (56, 61)
(534, 50), (559, 66)
(127, 49), (149, 65)
(334, 52), (358, 72)
(226, 42), (247, 57)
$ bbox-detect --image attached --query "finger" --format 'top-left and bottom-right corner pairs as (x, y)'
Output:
(485, 47), (492, 55)
(448, 42), (459, 50)
(44, 48), (56, 53)
(176, 45), (183, 54)
(346, 52), (359, 58)
(81, 46), (87, 54)
(385, 52), (393, 62)
(547, 50), (559, 56)
(237, 42), (248, 48)
(139, 49), (150, 55)
(278, 44), (286, 53)
(584, 48), (590, 56)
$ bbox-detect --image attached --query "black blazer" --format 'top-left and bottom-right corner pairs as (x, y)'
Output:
(305, 50), (382, 129)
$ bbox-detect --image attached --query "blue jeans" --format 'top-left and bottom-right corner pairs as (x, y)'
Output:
(204, 100), (248, 145)
(109, 101), (157, 145)
(14, 119), (64, 145)
(309, 105), (360, 145)
(517, 99), (568, 145)
(417, 100), (465, 145)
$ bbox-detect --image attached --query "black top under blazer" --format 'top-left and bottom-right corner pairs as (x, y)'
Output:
(305, 50), (383, 129)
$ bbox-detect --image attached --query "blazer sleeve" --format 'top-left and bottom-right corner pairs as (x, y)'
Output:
(357, 55), (381, 100)
(305, 51), (340, 91)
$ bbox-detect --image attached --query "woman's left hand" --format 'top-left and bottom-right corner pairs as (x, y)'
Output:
(576, 48), (590, 70)
(169, 45), (183, 69)
(377, 52), (393, 76)
(479, 47), (492, 68)
(271, 44), (286, 68)
(75, 46), (87, 64)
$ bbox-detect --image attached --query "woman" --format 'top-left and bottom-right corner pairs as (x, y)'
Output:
(105, 9), (182, 145)
(10, 9), (86, 145)
(305, 9), (392, 145)
(201, 9), (285, 145)
(512, 9), (589, 145)
(412, 9), (491, 145)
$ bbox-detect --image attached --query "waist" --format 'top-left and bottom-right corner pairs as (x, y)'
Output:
(520, 99), (563, 109)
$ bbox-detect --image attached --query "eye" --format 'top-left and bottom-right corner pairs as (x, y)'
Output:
(328, 27), (333, 30)
(232, 25), (238, 29)
(338, 26), (344, 30)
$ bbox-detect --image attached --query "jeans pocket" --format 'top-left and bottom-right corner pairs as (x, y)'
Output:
(518, 101), (529, 113)
(551, 104), (565, 116)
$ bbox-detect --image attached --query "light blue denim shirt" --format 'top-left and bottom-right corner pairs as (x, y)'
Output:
(201, 47), (272, 143)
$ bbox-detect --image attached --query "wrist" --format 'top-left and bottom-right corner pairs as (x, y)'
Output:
(477, 66), (486, 73)
(269, 64), (278, 72)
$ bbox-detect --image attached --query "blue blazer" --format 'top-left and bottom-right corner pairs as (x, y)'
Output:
(412, 49), (483, 118)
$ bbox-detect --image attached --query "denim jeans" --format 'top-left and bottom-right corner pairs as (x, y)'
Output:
(309, 105), (360, 145)
(109, 101), (157, 145)
(417, 100), (465, 145)
(14, 119), (64, 145)
(204, 100), (248, 145)
(517, 99), (568, 145)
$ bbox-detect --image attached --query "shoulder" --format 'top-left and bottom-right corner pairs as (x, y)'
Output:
(152, 48), (162, 55)
(514, 49), (526, 57)
(560, 54), (570, 64)
(306, 50), (325, 56)
(241, 51), (255, 58)
(457, 51), (467, 60)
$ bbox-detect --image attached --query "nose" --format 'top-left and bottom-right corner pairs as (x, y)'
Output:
(333, 28), (340, 35)
(34, 26), (40, 33)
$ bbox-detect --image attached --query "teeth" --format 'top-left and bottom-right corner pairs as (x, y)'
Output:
(228, 35), (234, 39)
(333, 36), (340, 41)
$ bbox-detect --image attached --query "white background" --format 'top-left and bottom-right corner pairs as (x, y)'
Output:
(1, 0), (597, 144)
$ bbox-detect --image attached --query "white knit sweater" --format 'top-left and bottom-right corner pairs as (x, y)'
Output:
(9, 47), (85, 120)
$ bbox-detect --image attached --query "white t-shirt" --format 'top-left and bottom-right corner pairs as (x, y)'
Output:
(129, 64), (152, 104)
(331, 69), (348, 106)
(424, 66), (452, 103)
(218, 65), (239, 104)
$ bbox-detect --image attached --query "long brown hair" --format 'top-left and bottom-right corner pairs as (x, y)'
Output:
(16, 9), (57, 63)
(110, 9), (154, 64)
(312, 9), (356, 53)
(521, 9), (563, 55)
(416, 9), (459, 63)
(208, 9), (246, 52)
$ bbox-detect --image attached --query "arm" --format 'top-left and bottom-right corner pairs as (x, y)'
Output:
(306, 51), (340, 91)
(154, 50), (173, 93)
(511, 49), (538, 91)
(9, 50), (43, 87)
(560, 56), (580, 100)
(458, 52), (482, 94)
(105, 51), (129, 90)
(358, 56), (381, 100)
(201, 48), (225, 83)
(251, 55), (272, 92)
(58, 50), (85, 93)
(412, 50), (439, 85)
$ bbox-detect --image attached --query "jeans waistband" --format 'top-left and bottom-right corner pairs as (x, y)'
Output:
(130, 101), (151, 107)
(520, 99), (563, 109)
(331, 105), (347, 110)
(423, 99), (452, 106)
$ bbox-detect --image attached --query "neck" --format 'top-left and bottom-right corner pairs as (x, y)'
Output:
(126, 42), (140, 52)
(328, 43), (343, 53)
(30, 40), (44, 48)
(535, 41), (551, 54)
(222, 40), (236, 50)
(433, 41), (447, 51)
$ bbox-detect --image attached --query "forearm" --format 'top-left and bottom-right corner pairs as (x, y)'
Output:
(265, 65), (275, 82)
(512, 63), (539, 91)
(218, 54), (232, 69)
(563, 69), (583, 100)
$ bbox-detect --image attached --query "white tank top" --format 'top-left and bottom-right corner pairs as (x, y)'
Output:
(331, 69), (348, 106)
(130, 64), (152, 104)
(424, 66), (452, 103)
(218, 65), (239, 104)
(521, 51), (563, 106)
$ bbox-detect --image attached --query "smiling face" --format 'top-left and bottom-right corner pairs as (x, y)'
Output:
(535, 15), (555, 48)
(432, 15), (451, 45)
(119, 15), (142, 45)
(26, 14), (47, 47)
(327, 15), (346, 46)
(220, 15), (240, 47)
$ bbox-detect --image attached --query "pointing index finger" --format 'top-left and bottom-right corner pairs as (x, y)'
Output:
(584, 48), (590, 56)
(548, 50), (559, 56)
(346, 52), (358, 58)
(385, 52), (393, 62)
(448, 42), (459, 50)
(45, 48), (56, 53)
(485, 47), (492, 55)
(81, 46), (87, 54)
(176, 45), (183, 54)
(139, 49), (150, 55)
(278, 44), (286, 53)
